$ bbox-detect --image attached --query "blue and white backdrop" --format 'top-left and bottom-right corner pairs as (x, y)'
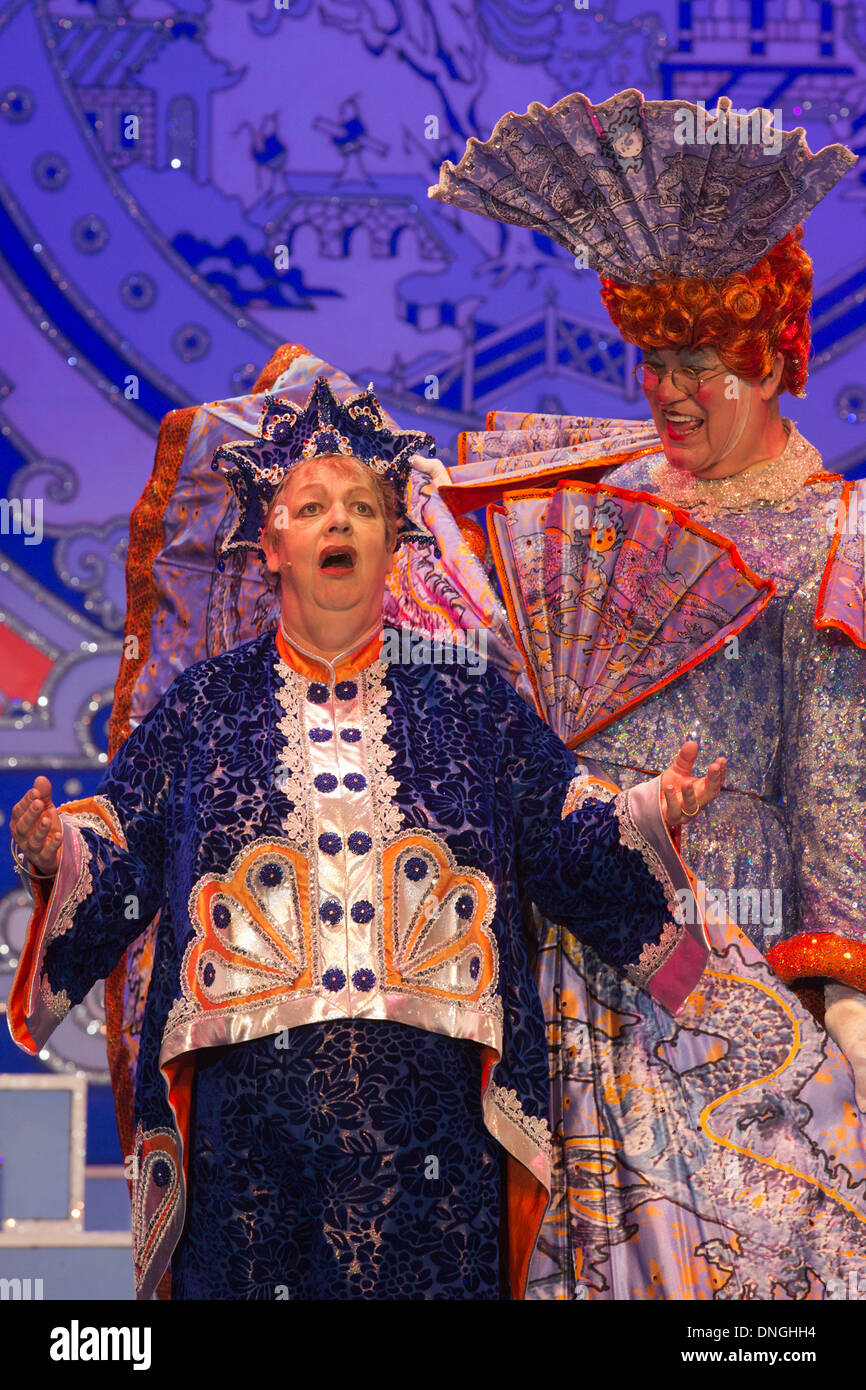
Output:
(2, 0), (866, 1168)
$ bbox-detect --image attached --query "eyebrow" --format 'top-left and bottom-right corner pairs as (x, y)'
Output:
(292, 483), (377, 502)
(644, 349), (712, 362)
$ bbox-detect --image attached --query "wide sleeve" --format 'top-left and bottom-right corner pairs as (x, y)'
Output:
(767, 565), (866, 1001)
(7, 677), (187, 1054)
(493, 672), (709, 1014)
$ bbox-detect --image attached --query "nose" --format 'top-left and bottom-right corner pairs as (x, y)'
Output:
(325, 502), (352, 532)
(653, 370), (688, 407)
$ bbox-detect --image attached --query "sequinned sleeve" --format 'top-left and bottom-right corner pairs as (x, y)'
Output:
(7, 679), (187, 1053)
(494, 672), (708, 1012)
(767, 565), (866, 996)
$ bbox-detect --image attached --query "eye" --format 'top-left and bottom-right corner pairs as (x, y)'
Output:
(355, 501), (374, 514)
(298, 501), (320, 515)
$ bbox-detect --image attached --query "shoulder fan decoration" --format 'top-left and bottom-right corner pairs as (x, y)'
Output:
(483, 480), (775, 746)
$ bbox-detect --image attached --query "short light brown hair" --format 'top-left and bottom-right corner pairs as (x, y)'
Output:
(260, 455), (400, 589)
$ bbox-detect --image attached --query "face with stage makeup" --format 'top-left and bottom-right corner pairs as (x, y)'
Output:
(261, 455), (398, 656)
(638, 344), (787, 480)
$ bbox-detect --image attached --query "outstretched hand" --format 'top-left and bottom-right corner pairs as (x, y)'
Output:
(10, 775), (62, 876)
(661, 741), (726, 828)
(411, 453), (450, 494)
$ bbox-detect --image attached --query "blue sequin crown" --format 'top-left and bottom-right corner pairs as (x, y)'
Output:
(212, 376), (436, 557)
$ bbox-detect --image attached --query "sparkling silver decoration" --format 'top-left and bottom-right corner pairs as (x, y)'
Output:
(53, 521), (129, 632)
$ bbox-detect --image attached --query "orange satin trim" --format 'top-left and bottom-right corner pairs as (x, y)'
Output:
(478, 1046), (548, 1299)
(441, 460), (611, 519)
(7, 865), (64, 1052)
(108, 408), (194, 757)
(506, 1154), (549, 1300)
(814, 477), (866, 650)
(274, 624), (385, 681)
(155, 1052), (196, 1301)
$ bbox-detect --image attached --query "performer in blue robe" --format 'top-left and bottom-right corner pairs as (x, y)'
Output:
(9, 379), (724, 1299)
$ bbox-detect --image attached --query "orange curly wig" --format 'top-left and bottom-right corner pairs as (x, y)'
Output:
(599, 226), (813, 397)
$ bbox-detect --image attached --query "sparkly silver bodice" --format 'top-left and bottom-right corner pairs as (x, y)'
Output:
(580, 422), (866, 953)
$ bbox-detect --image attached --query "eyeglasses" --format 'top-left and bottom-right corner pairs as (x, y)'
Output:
(633, 362), (729, 395)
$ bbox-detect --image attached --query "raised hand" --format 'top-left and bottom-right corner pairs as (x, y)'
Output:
(661, 741), (726, 828)
(410, 453), (450, 493)
(10, 775), (63, 877)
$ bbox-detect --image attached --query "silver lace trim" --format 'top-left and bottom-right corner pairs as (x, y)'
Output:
(562, 771), (617, 816)
(45, 827), (94, 946)
(38, 980), (71, 1023)
(64, 794), (128, 851)
(625, 918), (683, 990)
(612, 788), (686, 987)
(273, 657), (311, 843)
(363, 660), (406, 840)
(489, 1083), (552, 1158)
(648, 420), (825, 516)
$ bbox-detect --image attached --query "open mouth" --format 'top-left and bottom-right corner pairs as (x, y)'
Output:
(663, 411), (704, 442)
(319, 547), (356, 572)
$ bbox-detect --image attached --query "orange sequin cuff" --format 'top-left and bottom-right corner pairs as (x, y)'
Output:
(767, 932), (866, 1024)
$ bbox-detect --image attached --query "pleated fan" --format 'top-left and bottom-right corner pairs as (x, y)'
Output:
(487, 481), (775, 746)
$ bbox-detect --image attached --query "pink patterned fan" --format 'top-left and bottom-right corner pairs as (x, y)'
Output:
(487, 480), (775, 746)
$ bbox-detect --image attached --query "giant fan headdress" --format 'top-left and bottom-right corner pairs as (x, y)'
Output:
(429, 89), (855, 283)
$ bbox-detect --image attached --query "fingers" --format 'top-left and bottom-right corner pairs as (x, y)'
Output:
(662, 782), (682, 826)
(410, 454), (450, 490)
(670, 740), (699, 776)
(692, 757), (727, 806)
(11, 778), (62, 872)
(662, 752), (727, 827)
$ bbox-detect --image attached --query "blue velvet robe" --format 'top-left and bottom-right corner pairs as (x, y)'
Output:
(10, 624), (706, 1298)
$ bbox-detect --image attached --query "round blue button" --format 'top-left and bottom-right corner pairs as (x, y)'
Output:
(404, 856), (428, 882)
(352, 968), (376, 992)
(319, 899), (344, 925)
(347, 831), (372, 856)
(314, 772), (339, 793)
(152, 1160), (171, 1189)
(350, 900), (375, 924)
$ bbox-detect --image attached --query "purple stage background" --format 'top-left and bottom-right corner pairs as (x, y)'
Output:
(2, 0), (866, 1161)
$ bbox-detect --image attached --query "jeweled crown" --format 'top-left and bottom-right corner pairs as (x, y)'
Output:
(212, 376), (436, 557)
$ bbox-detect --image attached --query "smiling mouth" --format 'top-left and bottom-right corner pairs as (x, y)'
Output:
(663, 411), (704, 441)
(319, 549), (356, 571)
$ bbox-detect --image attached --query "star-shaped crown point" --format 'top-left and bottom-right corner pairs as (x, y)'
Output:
(212, 377), (435, 558)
